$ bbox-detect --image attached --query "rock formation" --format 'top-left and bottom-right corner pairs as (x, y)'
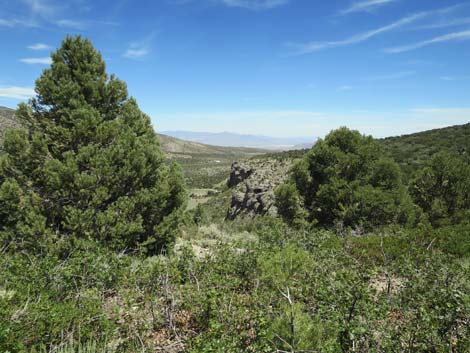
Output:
(225, 159), (292, 220)
(227, 162), (254, 188)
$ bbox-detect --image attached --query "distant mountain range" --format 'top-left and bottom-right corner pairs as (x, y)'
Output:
(0, 106), (268, 157)
(161, 131), (316, 150)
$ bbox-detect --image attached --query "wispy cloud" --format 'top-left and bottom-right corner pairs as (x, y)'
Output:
(15, 1), (111, 30)
(337, 85), (353, 91)
(221, 0), (289, 10)
(56, 19), (87, 29)
(440, 75), (470, 81)
(0, 86), (35, 100)
(22, 0), (60, 18)
(340, 0), (397, 15)
(288, 4), (466, 55)
(55, 18), (118, 30)
(19, 57), (52, 65)
(411, 17), (470, 31)
(364, 71), (416, 81)
(0, 18), (38, 27)
(123, 33), (156, 59)
(385, 30), (470, 53)
(123, 47), (149, 59)
(288, 12), (427, 54)
(27, 43), (52, 50)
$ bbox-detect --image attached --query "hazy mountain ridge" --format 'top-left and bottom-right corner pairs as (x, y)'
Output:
(162, 130), (316, 150)
(0, 106), (266, 157)
(0, 106), (267, 188)
(156, 133), (267, 156)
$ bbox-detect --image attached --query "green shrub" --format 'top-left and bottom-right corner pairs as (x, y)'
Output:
(289, 127), (415, 230)
(410, 152), (470, 227)
(274, 183), (306, 226)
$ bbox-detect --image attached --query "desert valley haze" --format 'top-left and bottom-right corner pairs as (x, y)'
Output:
(0, 0), (469, 352)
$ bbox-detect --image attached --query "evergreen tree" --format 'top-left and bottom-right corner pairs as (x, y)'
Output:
(289, 127), (415, 230)
(0, 36), (185, 253)
(410, 152), (470, 227)
(274, 183), (305, 226)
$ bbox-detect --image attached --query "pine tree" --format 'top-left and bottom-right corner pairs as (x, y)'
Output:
(0, 36), (185, 253)
(410, 152), (470, 226)
(289, 127), (415, 230)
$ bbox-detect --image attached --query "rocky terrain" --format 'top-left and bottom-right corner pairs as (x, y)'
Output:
(225, 158), (293, 220)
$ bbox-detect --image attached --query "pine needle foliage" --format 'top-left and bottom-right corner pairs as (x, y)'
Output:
(0, 36), (185, 253)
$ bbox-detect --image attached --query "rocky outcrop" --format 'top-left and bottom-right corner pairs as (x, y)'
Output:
(225, 159), (292, 220)
(227, 162), (254, 188)
(226, 181), (277, 220)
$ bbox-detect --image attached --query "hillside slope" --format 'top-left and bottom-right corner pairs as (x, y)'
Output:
(156, 132), (266, 188)
(0, 106), (262, 155)
(381, 123), (470, 177)
(255, 122), (470, 178)
(162, 130), (315, 149)
(156, 133), (265, 157)
(0, 106), (20, 141)
(0, 106), (266, 187)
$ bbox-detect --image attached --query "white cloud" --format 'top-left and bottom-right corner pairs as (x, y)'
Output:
(123, 47), (149, 59)
(123, 33), (156, 59)
(19, 57), (52, 65)
(288, 4), (466, 55)
(0, 18), (38, 27)
(221, 0), (289, 10)
(0, 86), (35, 100)
(22, 0), (59, 18)
(364, 71), (416, 81)
(168, 0), (289, 9)
(440, 75), (470, 81)
(411, 17), (470, 31)
(385, 30), (470, 53)
(56, 19), (87, 29)
(27, 43), (52, 50)
(340, 0), (397, 15)
(288, 11), (428, 54)
(337, 85), (353, 91)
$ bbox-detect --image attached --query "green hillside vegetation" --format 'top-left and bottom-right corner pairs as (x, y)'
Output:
(281, 128), (417, 230)
(0, 107), (265, 189)
(0, 106), (20, 143)
(0, 36), (469, 353)
(158, 133), (266, 188)
(257, 123), (470, 181)
(382, 123), (470, 178)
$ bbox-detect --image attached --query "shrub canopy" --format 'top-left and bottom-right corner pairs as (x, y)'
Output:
(410, 152), (470, 227)
(289, 127), (415, 229)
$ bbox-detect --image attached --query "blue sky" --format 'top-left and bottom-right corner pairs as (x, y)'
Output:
(1, 0), (470, 138)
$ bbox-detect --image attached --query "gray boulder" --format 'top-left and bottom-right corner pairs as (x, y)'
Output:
(227, 162), (254, 188)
